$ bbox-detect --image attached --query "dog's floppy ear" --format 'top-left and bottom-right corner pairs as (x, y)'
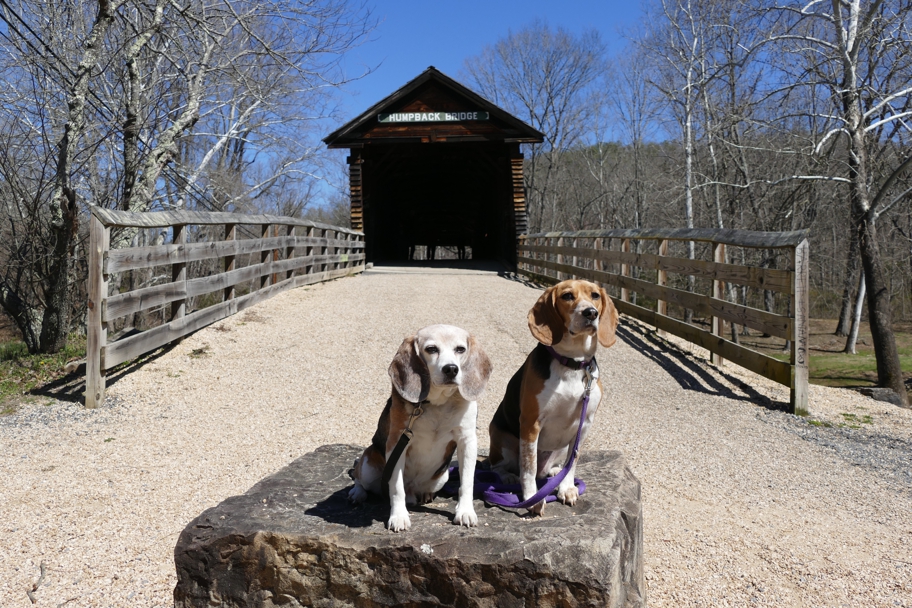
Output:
(459, 334), (493, 401)
(388, 335), (430, 403)
(528, 285), (565, 346)
(597, 287), (619, 348)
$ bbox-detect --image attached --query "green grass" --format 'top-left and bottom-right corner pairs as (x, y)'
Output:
(809, 348), (912, 388)
(0, 336), (86, 414)
(762, 320), (912, 389)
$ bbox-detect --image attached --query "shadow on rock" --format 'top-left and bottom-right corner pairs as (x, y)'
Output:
(304, 486), (386, 528)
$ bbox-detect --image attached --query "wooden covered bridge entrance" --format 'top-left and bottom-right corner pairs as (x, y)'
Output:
(323, 67), (543, 264)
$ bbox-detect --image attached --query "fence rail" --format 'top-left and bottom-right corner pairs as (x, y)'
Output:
(86, 206), (365, 408)
(517, 228), (809, 414)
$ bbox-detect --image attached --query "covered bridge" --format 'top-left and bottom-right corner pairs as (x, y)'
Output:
(323, 66), (544, 264)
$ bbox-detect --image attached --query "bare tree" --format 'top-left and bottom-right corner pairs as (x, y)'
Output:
(462, 20), (608, 232)
(763, 0), (912, 405)
(0, 0), (373, 353)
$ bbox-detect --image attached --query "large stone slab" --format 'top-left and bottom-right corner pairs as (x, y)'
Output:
(174, 444), (644, 607)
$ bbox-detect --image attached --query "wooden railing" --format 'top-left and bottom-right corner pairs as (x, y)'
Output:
(86, 206), (365, 408)
(517, 228), (809, 414)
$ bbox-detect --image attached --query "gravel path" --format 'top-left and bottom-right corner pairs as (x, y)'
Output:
(2, 266), (910, 607)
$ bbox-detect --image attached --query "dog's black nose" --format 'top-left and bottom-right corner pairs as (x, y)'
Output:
(582, 307), (599, 320)
(442, 364), (459, 378)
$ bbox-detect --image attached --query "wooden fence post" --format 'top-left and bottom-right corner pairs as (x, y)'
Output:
(594, 236), (604, 282)
(224, 223), (236, 302)
(791, 239), (810, 415)
(285, 225), (296, 281)
(516, 235), (525, 274)
(620, 238), (631, 302)
(556, 236), (564, 281)
(260, 224), (271, 290)
(712, 242), (726, 366)
(656, 239), (668, 337)
(571, 236), (578, 274)
(305, 226), (315, 276)
(171, 224), (187, 321)
(320, 228), (328, 274)
(86, 213), (109, 408)
(272, 225), (280, 285)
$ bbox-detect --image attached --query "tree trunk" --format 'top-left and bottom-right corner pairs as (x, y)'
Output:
(856, 211), (908, 405)
(844, 266), (865, 354)
(846, 110), (908, 405)
(834, 228), (860, 336)
(37, 0), (121, 354)
(38, 188), (80, 353)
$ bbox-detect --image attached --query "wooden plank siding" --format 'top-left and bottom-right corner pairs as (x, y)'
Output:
(516, 228), (809, 414)
(84, 206), (365, 408)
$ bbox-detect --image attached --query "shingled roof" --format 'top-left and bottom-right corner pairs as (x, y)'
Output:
(323, 66), (544, 148)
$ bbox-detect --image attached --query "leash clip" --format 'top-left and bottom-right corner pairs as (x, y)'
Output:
(405, 404), (423, 432)
(583, 365), (594, 395)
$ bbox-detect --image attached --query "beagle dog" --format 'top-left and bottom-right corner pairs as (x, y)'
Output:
(349, 324), (493, 532)
(488, 279), (618, 515)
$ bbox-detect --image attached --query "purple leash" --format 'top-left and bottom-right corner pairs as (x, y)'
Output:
(482, 346), (595, 509)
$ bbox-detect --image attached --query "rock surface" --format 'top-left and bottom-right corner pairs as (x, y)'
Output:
(858, 387), (906, 407)
(173, 444), (644, 607)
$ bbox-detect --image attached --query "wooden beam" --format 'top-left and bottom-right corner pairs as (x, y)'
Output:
(103, 252), (364, 321)
(614, 299), (793, 387)
(104, 265), (362, 369)
(517, 256), (793, 339)
(105, 235), (363, 274)
(523, 227), (810, 249)
(90, 205), (364, 235)
(518, 243), (794, 293)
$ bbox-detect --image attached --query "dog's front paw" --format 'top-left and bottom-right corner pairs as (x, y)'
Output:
(453, 504), (478, 527)
(527, 500), (545, 517)
(348, 483), (368, 503)
(557, 484), (579, 506)
(387, 510), (411, 532)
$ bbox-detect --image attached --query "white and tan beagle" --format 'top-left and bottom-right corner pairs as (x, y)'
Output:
(488, 279), (619, 515)
(349, 324), (493, 532)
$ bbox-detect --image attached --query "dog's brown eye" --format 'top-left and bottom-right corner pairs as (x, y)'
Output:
(454, 346), (466, 354)
(425, 345), (438, 354)
(561, 292), (574, 301)
(592, 292), (600, 300)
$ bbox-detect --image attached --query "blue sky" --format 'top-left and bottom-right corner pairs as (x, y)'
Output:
(336, 1), (645, 121)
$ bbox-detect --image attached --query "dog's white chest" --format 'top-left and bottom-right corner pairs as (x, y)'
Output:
(536, 361), (601, 451)
(403, 399), (474, 479)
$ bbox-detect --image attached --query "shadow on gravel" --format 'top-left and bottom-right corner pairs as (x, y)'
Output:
(30, 344), (176, 405)
(498, 270), (546, 289)
(616, 321), (791, 412)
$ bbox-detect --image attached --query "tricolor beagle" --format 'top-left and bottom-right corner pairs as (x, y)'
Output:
(488, 279), (619, 515)
(349, 324), (493, 532)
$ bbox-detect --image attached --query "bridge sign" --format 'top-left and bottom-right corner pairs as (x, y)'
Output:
(377, 111), (490, 123)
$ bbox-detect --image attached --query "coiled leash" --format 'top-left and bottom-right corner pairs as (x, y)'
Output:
(482, 351), (594, 509)
(443, 347), (596, 509)
(381, 400), (426, 500)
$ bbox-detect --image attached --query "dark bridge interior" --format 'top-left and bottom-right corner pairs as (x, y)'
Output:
(365, 143), (514, 263)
